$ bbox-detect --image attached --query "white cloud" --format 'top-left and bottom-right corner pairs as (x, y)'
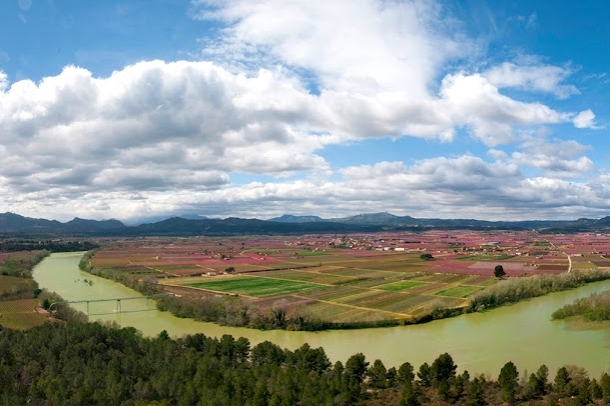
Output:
(194, 0), (467, 96)
(490, 138), (595, 178)
(191, 0), (590, 146)
(0, 71), (7, 92)
(512, 153), (594, 177)
(437, 73), (569, 145)
(572, 109), (597, 128)
(0, 61), (333, 197)
(2, 151), (609, 222)
(0, 0), (602, 222)
(483, 62), (579, 99)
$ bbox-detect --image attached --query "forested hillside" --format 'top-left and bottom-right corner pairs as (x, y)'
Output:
(0, 322), (608, 405)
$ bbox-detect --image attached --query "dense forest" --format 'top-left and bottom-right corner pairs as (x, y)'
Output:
(0, 321), (608, 405)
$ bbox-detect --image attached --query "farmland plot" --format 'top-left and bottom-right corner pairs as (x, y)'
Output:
(460, 275), (497, 286)
(376, 280), (428, 292)
(381, 294), (439, 314)
(318, 268), (394, 278)
(186, 277), (323, 297)
(434, 285), (483, 298)
(255, 270), (356, 285)
(304, 302), (394, 323)
(348, 277), (406, 289)
(0, 275), (31, 295)
(297, 286), (368, 301)
(0, 299), (48, 330)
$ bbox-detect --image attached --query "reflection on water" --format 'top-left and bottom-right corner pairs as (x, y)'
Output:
(34, 252), (610, 376)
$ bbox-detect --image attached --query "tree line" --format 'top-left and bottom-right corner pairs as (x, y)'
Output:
(468, 269), (610, 312)
(552, 289), (610, 321)
(0, 239), (98, 253)
(0, 250), (49, 279)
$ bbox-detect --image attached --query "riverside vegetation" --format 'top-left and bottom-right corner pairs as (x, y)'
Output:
(552, 289), (610, 322)
(468, 269), (610, 312)
(0, 321), (609, 405)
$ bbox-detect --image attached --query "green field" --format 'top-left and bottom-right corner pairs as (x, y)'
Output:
(376, 280), (427, 292)
(434, 285), (483, 298)
(187, 277), (322, 297)
(256, 270), (356, 285)
(296, 250), (327, 256)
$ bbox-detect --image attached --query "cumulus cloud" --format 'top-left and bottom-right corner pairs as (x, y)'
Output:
(0, 0), (602, 221)
(73, 156), (605, 222)
(191, 0), (590, 146)
(572, 109), (597, 128)
(483, 62), (579, 99)
(193, 0), (466, 96)
(437, 73), (570, 145)
(489, 138), (595, 178)
(0, 61), (333, 196)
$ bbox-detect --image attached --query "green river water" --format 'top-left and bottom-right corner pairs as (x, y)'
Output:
(33, 252), (610, 377)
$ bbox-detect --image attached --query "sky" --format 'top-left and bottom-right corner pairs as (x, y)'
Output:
(1, 0), (610, 223)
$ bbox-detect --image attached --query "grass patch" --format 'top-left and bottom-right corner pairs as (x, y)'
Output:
(377, 280), (427, 292)
(297, 286), (367, 301)
(461, 275), (497, 287)
(434, 285), (482, 298)
(256, 270), (355, 285)
(296, 250), (327, 256)
(571, 261), (599, 272)
(187, 277), (322, 297)
(531, 241), (551, 246)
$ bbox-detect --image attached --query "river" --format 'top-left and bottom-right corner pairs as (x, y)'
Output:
(33, 252), (610, 377)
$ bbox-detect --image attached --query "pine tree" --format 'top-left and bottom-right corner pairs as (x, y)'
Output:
(498, 361), (519, 405)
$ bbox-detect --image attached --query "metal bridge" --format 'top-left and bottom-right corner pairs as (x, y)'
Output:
(48, 293), (173, 315)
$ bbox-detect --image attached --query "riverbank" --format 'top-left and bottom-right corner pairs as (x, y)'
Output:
(468, 269), (610, 313)
(552, 289), (610, 324)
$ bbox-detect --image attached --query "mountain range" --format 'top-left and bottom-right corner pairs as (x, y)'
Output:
(2, 211), (610, 236)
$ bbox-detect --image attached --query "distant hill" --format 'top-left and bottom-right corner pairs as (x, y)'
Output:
(330, 212), (418, 225)
(123, 213), (209, 226)
(0, 213), (127, 235)
(2, 211), (610, 236)
(268, 215), (326, 223)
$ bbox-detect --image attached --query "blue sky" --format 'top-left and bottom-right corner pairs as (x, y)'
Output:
(1, 0), (609, 222)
